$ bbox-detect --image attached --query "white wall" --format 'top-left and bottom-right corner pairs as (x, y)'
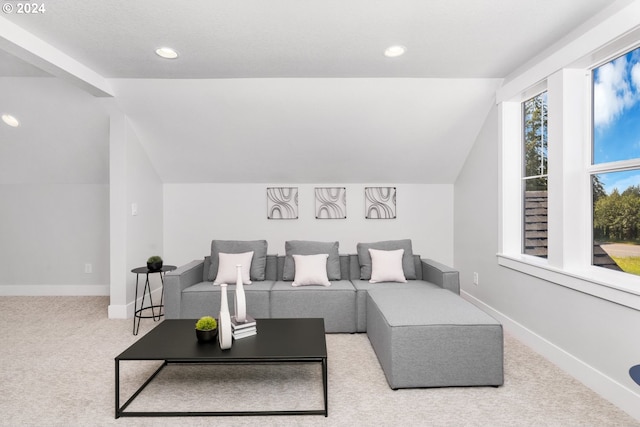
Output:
(125, 121), (164, 302)
(454, 105), (640, 420)
(107, 105), (163, 318)
(0, 184), (109, 292)
(164, 183), (453, 267)
(0, 77), (110, 294)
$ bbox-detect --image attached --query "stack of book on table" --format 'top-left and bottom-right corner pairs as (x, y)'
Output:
(231, 315), (257, 339)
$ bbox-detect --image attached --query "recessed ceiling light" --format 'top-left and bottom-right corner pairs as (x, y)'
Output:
(384, 45), (406, 58)
(155, 47), (179, 59)
(2, 114), (19, 127)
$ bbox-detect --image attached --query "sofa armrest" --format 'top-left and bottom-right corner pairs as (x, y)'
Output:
(421, 258), (460, 295)
(164, 260), (205, 319)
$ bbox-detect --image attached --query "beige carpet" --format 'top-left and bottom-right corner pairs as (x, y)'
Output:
(0, 296), (638, 427)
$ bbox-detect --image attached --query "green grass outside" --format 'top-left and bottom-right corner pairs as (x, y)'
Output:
(611, 256), (640, 276)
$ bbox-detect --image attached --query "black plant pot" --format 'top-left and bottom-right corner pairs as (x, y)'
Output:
(147, 261), (163, 271)
(196, 328), (218, 343)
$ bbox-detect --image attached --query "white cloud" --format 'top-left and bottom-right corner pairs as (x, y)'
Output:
(593, 55), (638, 129)
(632, 61), (640, 91)
(605, 171), (640, 194)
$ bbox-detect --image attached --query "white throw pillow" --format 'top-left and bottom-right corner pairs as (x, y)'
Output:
(214, 251), (254, 285)
(368, 248), (407, 283)
(292, 254), (331, 287)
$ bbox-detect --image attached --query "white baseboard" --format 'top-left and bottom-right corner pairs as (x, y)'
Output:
(462, 290), (640, 422)
(0, 284), (109, 296)
(107, 304), (128, 319)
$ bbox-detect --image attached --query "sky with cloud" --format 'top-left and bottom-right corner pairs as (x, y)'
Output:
(593, 47), (640, 193)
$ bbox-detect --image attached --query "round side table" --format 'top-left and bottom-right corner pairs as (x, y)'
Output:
(131, 265), (176, 335)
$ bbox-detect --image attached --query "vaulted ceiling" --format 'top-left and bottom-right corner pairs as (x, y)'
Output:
(0, 0), (622, 183)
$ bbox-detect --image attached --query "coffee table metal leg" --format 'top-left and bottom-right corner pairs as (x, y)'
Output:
(115, 359), (120, 418)
(322, 357), (328, 417)
(115, 360), (168, 418)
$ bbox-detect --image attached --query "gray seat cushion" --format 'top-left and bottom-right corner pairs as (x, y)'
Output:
(351, 279), (440, 332)
(182, 280), (274, 319)
(270, 280), (356, 332)
(369, 287), (500, 327)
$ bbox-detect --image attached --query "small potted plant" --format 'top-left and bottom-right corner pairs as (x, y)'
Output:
(195, 316), (218, 342)
(147, 255), (163, 271)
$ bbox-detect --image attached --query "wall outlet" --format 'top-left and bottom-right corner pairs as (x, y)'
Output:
(85, 263), (93, 274)
(473, 272), (479, 285)
(131, 203), (138, 216)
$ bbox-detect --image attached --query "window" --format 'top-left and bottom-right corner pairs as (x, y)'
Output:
(591, 47), (640, 276)
(523, 92), (548, 258)
(497, 9), (640, 310)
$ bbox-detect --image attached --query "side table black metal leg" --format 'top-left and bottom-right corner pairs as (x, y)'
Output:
(133, 274), (140, 335)
(142, 273), (156, 320)
(133, 273), (156, 335)
(156, 272), (166, 320)
(131, 265), (176, 335)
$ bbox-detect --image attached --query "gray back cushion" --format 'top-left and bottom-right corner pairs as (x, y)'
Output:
(283, 240), (341, 280)
(339, 255), (350, 280)
(356, 239), (417, 280)
(203, 256), (212, 282)
(413, 255), (423, 280)
(208, 240), (268, 281)
(265, 254), (278, 281)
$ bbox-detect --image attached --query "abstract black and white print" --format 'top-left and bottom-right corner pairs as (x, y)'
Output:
(267, 187), (298, 219)
(365, 187), (396, 219)
(315, 187), (347, 219)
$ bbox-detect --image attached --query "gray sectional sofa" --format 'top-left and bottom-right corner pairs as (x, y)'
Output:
(163, 239), (503, 389)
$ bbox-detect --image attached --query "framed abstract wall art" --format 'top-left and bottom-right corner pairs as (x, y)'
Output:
(315, 187), (347, 219)
(365, 187), (396, 219)
(267, 187), (298, 219)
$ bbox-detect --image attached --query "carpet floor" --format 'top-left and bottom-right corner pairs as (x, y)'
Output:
(0, 296), (638, 427)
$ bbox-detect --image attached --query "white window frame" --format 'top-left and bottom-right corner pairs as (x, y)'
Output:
(497, 23), (640, 311)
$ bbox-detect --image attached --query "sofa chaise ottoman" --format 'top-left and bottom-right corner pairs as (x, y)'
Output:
(366, 287), (504, 389)
(163, 238), (503, 390)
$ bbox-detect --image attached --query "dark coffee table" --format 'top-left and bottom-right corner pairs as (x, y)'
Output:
(115, 318), (328, 418)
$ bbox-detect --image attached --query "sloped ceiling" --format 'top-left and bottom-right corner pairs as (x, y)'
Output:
(112, 78), (500, 183)
(0, 78), (109, 184)
(0, 0), (621, 183)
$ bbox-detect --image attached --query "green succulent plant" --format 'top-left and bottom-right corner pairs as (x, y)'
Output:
(195, 316), (217, 331)
(147, 255), (163, 263)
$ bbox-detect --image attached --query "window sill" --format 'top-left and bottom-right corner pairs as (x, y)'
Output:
(497, 254), (640, 311)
